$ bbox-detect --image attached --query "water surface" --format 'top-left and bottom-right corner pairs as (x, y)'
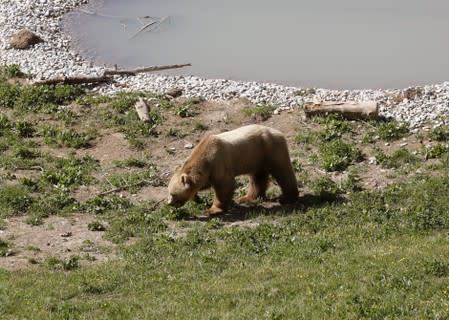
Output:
(64, 0), (449, 89)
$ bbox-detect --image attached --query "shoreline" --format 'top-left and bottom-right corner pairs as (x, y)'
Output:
(1, 0), (449, 129)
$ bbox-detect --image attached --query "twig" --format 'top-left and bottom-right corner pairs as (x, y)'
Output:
(103, 63), (191, 76)
(14, 166), (44, 171)
(148, 199), (165, 212)
(97, 181), (143, 196)
(129, 16), (169, 39)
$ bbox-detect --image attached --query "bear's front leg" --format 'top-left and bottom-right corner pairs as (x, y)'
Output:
(203, 178), (235, 216)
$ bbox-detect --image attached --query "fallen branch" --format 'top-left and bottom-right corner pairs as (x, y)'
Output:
(31, 63), (191, 86)
(33, 75), (113, 86)
(103, 63), (192, 76)
(304, 101), (379, 120)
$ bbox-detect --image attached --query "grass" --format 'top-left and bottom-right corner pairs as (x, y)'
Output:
(319, 139), (363, 171)
(2, 65), (449, 319)
(2, 176), (449, 318)
(244, 104), (276, 121)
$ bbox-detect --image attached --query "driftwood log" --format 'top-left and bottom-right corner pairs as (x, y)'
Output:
(304, 101), (379, 120)
(32, 63), (191, 86)
(33, 75), (113, 86)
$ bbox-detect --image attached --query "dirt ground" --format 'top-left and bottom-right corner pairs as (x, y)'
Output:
(0, 97), (429, 271)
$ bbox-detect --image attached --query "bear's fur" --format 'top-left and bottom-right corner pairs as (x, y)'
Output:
(167, 124), (298, 216)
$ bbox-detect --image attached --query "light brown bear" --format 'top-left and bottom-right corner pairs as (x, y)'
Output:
(167, 124), (298, 216)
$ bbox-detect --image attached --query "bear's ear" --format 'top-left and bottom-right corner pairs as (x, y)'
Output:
(181, 173), (192, 187)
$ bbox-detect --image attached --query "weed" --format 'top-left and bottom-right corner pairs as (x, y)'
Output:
(165, 128), (187, 138)
(0, 184), (32, 217)
(14, 84), (85, 112)
(46, 255), (80, 271)
(376, 121), (409, 141)
(308, 176), (342, 201)
(84, 195), (132, 215)
(0, 238), (13, 256)
(88, 221), (106, 231)
(295, 129), (317, 145)
(291, 159), (302, 173)
(376, 149), (419, 169)
(319, 139), (363, 171)
(317, 115), (352, 141)
(0, 64), (26, 79)
(39, 126), (95, 148)
(428, 126), (449, 141)
(105, 203), (167, 243)
(174, 104), (196, 118)
(244, 105), (276, 121)
(427, 143), (449, 159)
(40, 155), (98, 189)
(194, 121), (209, 131)
(104, 166), (163, 194)
(114, 154), (151, 168)
(13, 120), (35, 137)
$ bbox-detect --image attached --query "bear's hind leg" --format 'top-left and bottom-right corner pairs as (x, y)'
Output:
(268, 148), (298, 204)
(239, 170), (269, 203)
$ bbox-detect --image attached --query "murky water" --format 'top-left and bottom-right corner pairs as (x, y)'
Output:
(64, 0), (449, 89)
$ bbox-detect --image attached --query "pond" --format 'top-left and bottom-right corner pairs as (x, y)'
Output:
(63, 0), (449, 89)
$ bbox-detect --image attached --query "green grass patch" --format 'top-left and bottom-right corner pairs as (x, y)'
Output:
(319, 139), (363, 171)
(244, 105), (276, 121)
(376, 121), (409, 141)
(376, 149), (419, 169)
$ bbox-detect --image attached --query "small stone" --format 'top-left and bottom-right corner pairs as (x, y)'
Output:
(60, 232), (72, 238)
(10, 29), (43, 49)
(184, 143), (194, 149)
(384, 143), (390, 146)
(399, 142), (408, 147)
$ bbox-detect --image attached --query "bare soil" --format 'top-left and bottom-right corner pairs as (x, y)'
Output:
(0, 97), (431, 271)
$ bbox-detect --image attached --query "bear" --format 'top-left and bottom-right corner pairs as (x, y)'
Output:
(167, 124), (298, 216)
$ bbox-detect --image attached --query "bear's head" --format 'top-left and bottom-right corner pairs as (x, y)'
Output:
(167, 169), (198, 207)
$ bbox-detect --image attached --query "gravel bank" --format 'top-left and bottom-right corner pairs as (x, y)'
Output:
(1, 0), (449, 129)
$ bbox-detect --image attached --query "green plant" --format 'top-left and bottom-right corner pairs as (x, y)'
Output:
(0, 238), (13, 257)
(376, 149), (419, 169)
(39, 126), (95, 148)
(319, 139), (363, 171)
(428, 126), (449, 142)
(194, 122), (209, 131)
(295, 129), (317, 145)
(46, 255), (80, 271)
(88, 221), (106, 231)
(0, 64), (26, 79)
(427, 143), (449, 159)
(317, 115), (352, 141)
(376, 121), (409, 141)
(244, 105), (276, 121)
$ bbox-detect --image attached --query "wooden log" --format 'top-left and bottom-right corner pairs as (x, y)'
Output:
(304, 101), (379, 120)
(33, 75), (113, 86)
(135, 97), (151, 122)
(103, 63), (192, 76)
